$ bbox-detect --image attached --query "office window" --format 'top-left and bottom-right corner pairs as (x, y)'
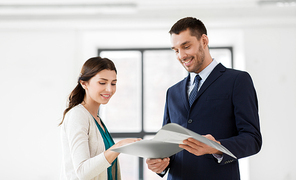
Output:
(98, 51), (142, 133)
(98, 47), (233, 180)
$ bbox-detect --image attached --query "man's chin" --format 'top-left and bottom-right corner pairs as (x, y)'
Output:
(184, 66), (195, 73)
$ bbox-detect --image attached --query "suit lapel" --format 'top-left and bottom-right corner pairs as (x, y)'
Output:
(181, 74), (190, 110)
(196, 63), (226, 99)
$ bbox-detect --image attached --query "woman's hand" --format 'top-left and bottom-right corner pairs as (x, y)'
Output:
(104, 138), (141, 164)
(111, 138), (141, 149)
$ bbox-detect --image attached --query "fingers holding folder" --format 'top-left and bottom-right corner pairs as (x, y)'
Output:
(180, 135), (223, 157)
(146, 158), (170, 174)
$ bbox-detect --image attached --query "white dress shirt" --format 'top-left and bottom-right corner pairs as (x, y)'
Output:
(187, 59), (218, 96)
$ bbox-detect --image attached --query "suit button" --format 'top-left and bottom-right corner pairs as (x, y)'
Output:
(188, 119), (193, 123)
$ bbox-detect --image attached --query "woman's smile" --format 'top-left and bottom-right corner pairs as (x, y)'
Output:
(101, 94), (111, 99)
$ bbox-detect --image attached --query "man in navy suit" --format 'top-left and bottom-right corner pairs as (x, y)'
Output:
(146, 17), (262, 180)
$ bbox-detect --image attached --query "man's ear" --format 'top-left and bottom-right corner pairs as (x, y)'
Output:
(201, 34), (209, 49)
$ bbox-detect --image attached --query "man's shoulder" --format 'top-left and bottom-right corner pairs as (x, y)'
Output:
(217, 64), (250, 78)
(168, 76), (187, 90)
(216, 63), (246, 74)
(225, 67), (251, 79)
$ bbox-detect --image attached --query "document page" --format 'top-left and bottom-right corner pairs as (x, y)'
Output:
(112, 123), (237, 159)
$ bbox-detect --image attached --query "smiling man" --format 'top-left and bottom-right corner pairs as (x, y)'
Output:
(146, 17), (262, 180)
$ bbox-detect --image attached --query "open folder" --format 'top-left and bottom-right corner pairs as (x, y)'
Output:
(112, 123), (236, 159)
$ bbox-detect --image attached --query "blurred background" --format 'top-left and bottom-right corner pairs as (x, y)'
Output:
(0, 0), (295, 179)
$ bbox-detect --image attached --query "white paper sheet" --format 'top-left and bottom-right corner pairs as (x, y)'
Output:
(112, 123), (237, 159)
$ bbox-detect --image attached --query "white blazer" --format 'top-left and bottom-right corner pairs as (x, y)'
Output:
(60, 104), (121, 180)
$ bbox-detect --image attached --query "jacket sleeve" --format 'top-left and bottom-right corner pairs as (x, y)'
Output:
(219, 72), (262, 165)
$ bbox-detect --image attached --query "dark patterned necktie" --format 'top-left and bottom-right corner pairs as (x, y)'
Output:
(189, 75), (202, 107)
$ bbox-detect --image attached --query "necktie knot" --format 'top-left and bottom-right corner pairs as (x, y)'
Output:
(194, 75), (202, 84)
(189, 75), (201, 107)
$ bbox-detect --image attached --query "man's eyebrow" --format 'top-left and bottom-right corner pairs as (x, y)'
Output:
(181, 41), (190, 46)
(171, 41), (191, 50)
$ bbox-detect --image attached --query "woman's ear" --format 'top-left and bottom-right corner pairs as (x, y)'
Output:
(80, 80), (87, 90)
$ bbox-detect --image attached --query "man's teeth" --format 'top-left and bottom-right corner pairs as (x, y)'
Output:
(184, 58), (192, 63)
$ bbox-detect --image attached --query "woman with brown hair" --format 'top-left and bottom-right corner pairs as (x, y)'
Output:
(60, 57), (140, 180)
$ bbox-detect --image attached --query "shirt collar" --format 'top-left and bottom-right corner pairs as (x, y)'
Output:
(189, 59), (218, 85)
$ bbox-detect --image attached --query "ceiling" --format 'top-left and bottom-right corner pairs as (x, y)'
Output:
(0, 0), (295, 27)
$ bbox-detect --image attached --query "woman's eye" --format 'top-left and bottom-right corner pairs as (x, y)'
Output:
(99, 82), (106, 85)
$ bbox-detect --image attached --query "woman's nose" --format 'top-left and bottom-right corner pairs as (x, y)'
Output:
(106, 84), (112, 92)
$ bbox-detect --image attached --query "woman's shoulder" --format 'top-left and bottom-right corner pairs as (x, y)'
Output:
(67, 104), (87, 115)
(64, 104), (91, 125)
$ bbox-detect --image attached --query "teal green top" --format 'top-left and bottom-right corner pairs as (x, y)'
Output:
(93, 116), (118, 180)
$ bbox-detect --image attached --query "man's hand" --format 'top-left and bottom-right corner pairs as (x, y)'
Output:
(146, 157), (170, 174)
(179, 134), (222, 156)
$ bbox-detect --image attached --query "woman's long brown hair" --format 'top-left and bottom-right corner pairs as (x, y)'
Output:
(59, 57), (117, 125)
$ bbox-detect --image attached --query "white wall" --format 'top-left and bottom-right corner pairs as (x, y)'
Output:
(0, 18), (296, 180)
(0, 28), (83, 179)
(244, 26), (296, 180)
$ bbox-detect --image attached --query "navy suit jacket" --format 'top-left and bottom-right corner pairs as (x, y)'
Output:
(163, 63), (262, 180)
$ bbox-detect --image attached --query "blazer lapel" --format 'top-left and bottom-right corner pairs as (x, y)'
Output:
(181, 74), (190, 110)
(196, 63), (226, 99)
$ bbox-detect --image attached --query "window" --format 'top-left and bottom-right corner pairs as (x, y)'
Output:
(98, 47), (233, 180)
